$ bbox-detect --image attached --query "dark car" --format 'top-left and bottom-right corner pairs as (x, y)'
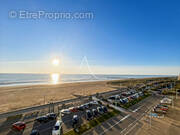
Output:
(72, 115), (79, 128)
(92, 109), (98, 116)
(108, 96), (116, 100)
(102, 106), (108, 113)
(30, 130), (40, 135)
(97, 107), (104, 114)
(84, 103), (90, 109)
(119, 99), (126, 104)
(46, 113), (57, 120)
(35, 116), (48, 123)
(86, 110), (92, 120)
(77, 105), (85, 111)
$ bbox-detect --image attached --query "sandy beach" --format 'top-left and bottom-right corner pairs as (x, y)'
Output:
(0, 77), (174, 114)
(0, 80), (117, 113)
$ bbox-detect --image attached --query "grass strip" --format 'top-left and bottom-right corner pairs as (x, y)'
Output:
(63, 109), (120, 135)
(113, 93), (150, 109)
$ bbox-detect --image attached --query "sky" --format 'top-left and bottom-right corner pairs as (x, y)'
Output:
(0, 0), (180, 75)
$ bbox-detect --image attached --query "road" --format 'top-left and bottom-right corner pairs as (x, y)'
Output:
(83, 95), (162, 135)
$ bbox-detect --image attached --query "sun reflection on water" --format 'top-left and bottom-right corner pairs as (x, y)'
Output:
(51, 73), (60, 84)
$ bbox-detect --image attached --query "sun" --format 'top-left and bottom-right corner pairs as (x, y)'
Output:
(52, 59), (59, 66)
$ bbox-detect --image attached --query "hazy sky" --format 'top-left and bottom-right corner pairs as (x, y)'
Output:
(0, 0), (180, 75)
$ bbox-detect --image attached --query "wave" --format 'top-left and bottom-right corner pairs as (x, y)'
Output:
(0, 73), (174, 87)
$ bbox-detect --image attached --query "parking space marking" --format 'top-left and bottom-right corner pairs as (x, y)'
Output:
(121, 127), (127, 133)
(99, 114), (130, 135)
(124, 122), (138, 135)
(120, 114), (130, 122)
(132, 106), (142, 112)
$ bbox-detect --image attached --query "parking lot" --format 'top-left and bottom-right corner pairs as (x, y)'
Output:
(0, 99), (110, 135)
(104, 89), (147, 109)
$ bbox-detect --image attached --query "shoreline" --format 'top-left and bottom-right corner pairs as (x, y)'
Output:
(0, 78), (122, 88)
(0, 74), (175, 88)
(0, 75), (175, 88)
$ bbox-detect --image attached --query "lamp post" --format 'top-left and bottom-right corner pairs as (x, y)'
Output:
(44, 95), (45, 104)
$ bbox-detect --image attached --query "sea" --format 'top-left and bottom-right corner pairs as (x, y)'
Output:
(0, 73), (174, 87)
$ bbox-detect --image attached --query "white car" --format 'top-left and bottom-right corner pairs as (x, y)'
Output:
(160, 98), (172, 104)
(52, 120), (63, 135)
(89, 101), (99, 105)
(60, 109), (71, 115)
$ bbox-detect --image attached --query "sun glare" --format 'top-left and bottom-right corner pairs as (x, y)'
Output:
(52, 59), (59, 66)
(51, 73), (59, 84)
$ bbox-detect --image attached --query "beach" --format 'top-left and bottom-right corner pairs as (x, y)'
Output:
(0, 80), (117, 113)
(0, 77), (175, 114)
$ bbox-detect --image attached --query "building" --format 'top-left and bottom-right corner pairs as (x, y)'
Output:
(178, 74), (180, 80)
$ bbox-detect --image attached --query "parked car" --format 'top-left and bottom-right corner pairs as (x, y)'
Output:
(159, 104), (168, 108)
(89, 101), (99, 105)
(52, 120), (63, 135)
(127, 96), (133, 101)
(69, 107), (78, 113)
(35, 116), (49, 123)
(115, 95), (120, 100)
(97, 107), (104, 114)
(131, 94), (136, 99)
(77, 105), (85, 111)
(130, 90), (136, 94)
(135, 93), (139, 98)
(72, 115), (79, 128)
(153, 107), (167, 114)
(121, 92), (127, 96)
(160, 98), (172, 104)
(126, 91), (131, 95)
(122, 98), (129, 103)
(92, 109), (98, 116)
(108, 96), (116, 100)
(138, 92), (144, 96)
(86, 110), (92, 120)
(119, 98), (126, 104)
(83, 103), (90, 109)
(102, 106), (108, 113)
(46, 113), (57, 120)
(155, 105), (168, 111)
(60, 109), (71, 115)
(86, 102), (93, 107)
(156, 104), (168, 109)
(12, 121), (26, 131)
(30, 130), (40, 135)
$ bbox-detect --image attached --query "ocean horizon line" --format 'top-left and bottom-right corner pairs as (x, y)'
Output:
(0, 73), (177, 76)
(0, 73), (176, 87)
